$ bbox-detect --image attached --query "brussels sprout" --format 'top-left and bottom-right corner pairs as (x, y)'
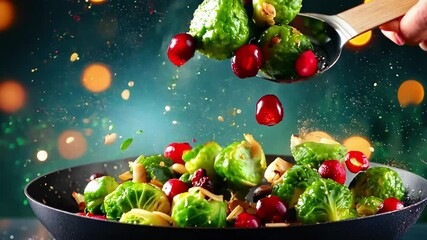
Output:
(171, 190), (227, 227)
(291, 141), (347, 169)
(296, 178), (357, 224)
(349, 166), (406, 204)
(83, 176), (119, 214)
(258, 25), (313, 80)
(182, 141), (222, 180)
(179, 172), (192, 186)
(356, 196), (383, 216)
(119, 208), (173, 226)
(103, 182), (170, 220)
(252, 0), (302, 26)
(132, 155), (175, 184)
(271, 165), (320, 209)
(214, 134), (266, 190)
(188, 0), (250, 60)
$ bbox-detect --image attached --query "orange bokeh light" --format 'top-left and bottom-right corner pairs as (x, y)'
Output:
(0, 0), (15, 31)
(343, 136), (373, 159)
(90, 0), (107, 4)
(348, 30), (372, 47)
(81, 63), (112, 93)
(0, 80), (26, 113)
(398, 80), (424, 107)
(58, 130), (87, 160)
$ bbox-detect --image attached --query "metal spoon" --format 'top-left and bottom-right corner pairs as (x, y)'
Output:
(260, 0), (418, 83)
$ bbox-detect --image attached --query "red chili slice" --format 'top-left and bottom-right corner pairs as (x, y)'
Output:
(344, 150), (370, 173)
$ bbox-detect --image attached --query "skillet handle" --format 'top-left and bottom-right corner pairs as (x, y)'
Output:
(337, 0), (418, 35)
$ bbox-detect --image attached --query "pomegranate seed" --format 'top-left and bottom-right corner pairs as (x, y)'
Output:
(377, 197), (404, 213)
(345, 151), (370, 173)
(231, 44), (263, 78)
(295, 50), (318, 77)
(164, 142), (192, 164)
(191, 168), (214, 192)
(255, 94), (284, 126)
(162, 178), (190, 201)
(167, 33), (196, 67)
(234, 212), (261, 228)
(255, 195), (287, 223)
(318, 160), (346, 185)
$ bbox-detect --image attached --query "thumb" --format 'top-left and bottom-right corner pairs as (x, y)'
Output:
(400, 0), (427, 45)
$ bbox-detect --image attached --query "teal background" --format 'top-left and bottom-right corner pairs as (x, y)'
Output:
(0, 0), (426, 222)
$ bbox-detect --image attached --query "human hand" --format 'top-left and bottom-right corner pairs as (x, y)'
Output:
(380, 0), (427, 50)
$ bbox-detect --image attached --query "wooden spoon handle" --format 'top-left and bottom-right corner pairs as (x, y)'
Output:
(337, 0), (418, 34)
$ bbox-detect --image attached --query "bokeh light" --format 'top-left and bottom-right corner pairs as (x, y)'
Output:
(348, 31), (372, 47)
(81, 63), (112, 93)
(0, 80), (26, 113)
(90, 0), (107, 4)
(58, 130), (87, 160)
(36, 150), (48, 162)
(398, 79), (424, 107)
(0, 0), (15, 31)
(343, 136), (374, 159)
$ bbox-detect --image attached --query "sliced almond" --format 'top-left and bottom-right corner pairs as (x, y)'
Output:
(132, 162), (147, 183)
(264, 157), (293, 183)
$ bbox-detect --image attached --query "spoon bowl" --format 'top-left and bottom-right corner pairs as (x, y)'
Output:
(260, 0), (418, 83)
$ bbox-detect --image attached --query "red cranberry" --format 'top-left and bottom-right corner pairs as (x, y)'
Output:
(231, 44), (263, 78)
(88, 173), (104, 181)
(345, 151), (370, 173)
(167, 33), (196, 67)
(255, 94), (284, 126)
(234, 212), (261, 228)
(255, 195), (287, 223)
(162, 178), (189, 201)
(191, 168), (214, 192)
(295, 50), (318, 77)
(164, 142), (192, 164)
(378, 197), (404, 213)
(318, 160), (346, 185)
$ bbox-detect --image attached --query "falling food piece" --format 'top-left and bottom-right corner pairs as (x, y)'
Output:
(104, 133), (117, 145)
(128, 81), (134, 87)
(218, 116), (224, 122)
(70, 53), (79, 62)
(121, 89), (130, 100)
(120, 138), (133, 151)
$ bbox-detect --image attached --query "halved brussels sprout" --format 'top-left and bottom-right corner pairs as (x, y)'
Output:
(103, 182), (170, 220)
(83, 176), (119, 214)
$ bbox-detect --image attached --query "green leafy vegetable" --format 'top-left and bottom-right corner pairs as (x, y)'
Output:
(296, 178), (357, 224)
(182, 141), (222, 180)
(120, 138), (133, 151)
(132, 154), (175, 184)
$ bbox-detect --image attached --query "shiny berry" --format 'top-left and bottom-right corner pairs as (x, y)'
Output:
(234, 212), (261, 228)
(162, 178), (189, 201)
(191, 168), (214, 192)
(345, 150), (370, 173)
(295, 50), (318, 77)
(167, 33), (196, 67)
(255, 94), (284, 126)
(318, 160), (346, 184)
(255, 195), (287, 223)
(164, 142), (192, 164)
(378, 197), (404, 213)
(88, 173), (104, 181)
(231, 44), (263, 78)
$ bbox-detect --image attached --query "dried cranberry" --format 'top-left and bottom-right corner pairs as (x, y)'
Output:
(191, 168), (214, 192)
(318, 160), (346, 185)
(255, 94), (284, 126)
(378, 197), (404, 213)
(162, 178), (189, 201)
(234, 212), (261, 228)
(231, 44), (263, 78)
(167, 33), (196, 67)
(295, 50), (318, 77)
(345, 151), (370, 173)
(164, 142), (192, 164)
(255, 195), (287, 223)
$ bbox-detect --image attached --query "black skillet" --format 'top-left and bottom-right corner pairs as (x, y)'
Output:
(25, 155), (427, 240)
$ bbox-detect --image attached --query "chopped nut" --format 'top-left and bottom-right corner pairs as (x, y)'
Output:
(264, 157), (294, 183)
(171, 163), (188, 175)
(132, 162), (147, 183)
